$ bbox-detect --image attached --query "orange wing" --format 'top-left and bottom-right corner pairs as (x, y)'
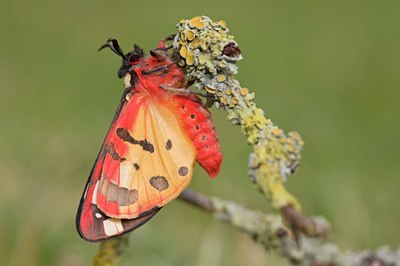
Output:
(96, 97), (196, 219)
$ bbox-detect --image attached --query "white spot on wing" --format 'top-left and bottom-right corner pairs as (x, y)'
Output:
(95, 213), (102, 219)
(92, 181), (100, 204)
(103, 218), (124, 236)
(119, 161), (132, 188)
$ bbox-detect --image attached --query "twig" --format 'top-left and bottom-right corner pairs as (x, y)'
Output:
(178, 188), (214, 212)
(281, 205), (329, 237)
(179, 188), (400, 266)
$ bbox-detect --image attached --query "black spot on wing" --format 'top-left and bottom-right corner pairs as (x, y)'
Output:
(117, 187), (138, 206)
(149, 176), (169, 191)
(126, 189), (138, 205)
(107, 142), (127, 161)
(116, 128), (154, 153)
(116, 127), (131, 142)
(178, 166), (189, 176)
(166, 139), (172, 150)
(107, 142), (121, 161)
(139, 140), (155, 153)
(133, 163), (140, 170)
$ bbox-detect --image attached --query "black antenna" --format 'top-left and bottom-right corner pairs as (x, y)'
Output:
(98, 38), (127, 60)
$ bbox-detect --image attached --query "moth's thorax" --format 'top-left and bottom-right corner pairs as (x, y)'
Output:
(126, 56), (186, 97)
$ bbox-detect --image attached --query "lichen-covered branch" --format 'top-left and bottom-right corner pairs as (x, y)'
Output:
(174, 16), (329, 238)
(179, 189), (302, 260)
(179, 189), (400, 266)
(281, 205), (328, 237)
(173, 16), (303, 211)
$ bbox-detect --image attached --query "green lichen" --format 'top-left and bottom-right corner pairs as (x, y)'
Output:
(174, 16), (304, 210)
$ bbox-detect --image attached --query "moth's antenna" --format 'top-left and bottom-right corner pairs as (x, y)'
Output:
(98, 38), (127, 60)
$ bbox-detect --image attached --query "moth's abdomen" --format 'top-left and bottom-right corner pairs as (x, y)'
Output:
(176, 97), (222, 177)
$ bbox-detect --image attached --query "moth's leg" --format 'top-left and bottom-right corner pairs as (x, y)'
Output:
(141, 65), (170, 75)
(150, 35), (179, 62)
(148, 35), (176, 61)
(157, 34), (176, 49)
(160, 84), (209, 98)
(161, 84), (216, 107)
(185, 79), (195, 89)
(148, 34), (176, 56)
(204, 95), (215, 108)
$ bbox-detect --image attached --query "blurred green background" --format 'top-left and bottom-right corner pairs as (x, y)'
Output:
(1, 0), (399, 265)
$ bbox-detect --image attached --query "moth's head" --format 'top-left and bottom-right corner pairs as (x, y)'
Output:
(117, 44), (145, 79)
(99, 38), (179, 89)
(99, 38), (146, 78)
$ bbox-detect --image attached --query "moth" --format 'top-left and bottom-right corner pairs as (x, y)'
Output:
(76, 38), (223, 242)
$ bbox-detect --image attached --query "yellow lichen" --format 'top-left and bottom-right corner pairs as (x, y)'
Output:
(272, 128), (283, 137)
(218, 61), (227, 68)
(205, 86), (217, 94)
(186, 30), (196, 41)
(189, 16), (202, 28)
(240, 87), (249, 96)
(179, 45), (187, 58)
(219, 20), (227, 28)
(180, 32), (186, 41)
(188, 41), (196, 49)
(186, 52), (194, 65)
(195, 21), (204, 29)
(198, 55), (208, 65)
(286, 144), (294, 153)
(217, 74), (227, 83)
(197, 39), (207, 50)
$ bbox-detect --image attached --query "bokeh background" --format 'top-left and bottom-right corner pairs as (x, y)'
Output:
(1, 1), (399, 265)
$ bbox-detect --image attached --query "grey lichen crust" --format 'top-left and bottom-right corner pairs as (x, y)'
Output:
(174, 15), (303, 210)
(173, 16), (241, 95)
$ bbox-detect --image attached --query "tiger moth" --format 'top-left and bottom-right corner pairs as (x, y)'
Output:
(76, 38), (222, 242)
